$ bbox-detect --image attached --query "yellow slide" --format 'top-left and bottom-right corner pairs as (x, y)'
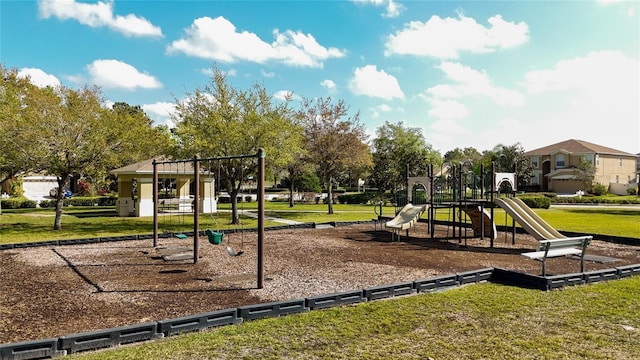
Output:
(493, 197), (564, 240)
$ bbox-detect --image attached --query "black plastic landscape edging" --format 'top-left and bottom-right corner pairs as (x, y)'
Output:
(57, 322), (162, 354)
(3, 265), (640, 360)
(157, 308), (242, 337)
(306, 290), (367, 310)
(0, 338), (63, 360)
(238, 298), (309, 321)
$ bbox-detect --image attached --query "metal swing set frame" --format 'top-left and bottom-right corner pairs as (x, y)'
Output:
(151, 148), (266, 289)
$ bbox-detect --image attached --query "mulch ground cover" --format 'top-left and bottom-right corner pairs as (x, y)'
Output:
(1, 223), (638, 344)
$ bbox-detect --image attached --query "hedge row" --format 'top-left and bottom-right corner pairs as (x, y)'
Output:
(336, 192), (378, 204)
(551, 196), (640, 205)
(0, 198), (38, 209)
(1, 196), (117, 209)
(518, 196), (551, 209)
(41, 196), (118, 208)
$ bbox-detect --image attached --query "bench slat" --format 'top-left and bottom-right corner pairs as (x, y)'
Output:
(522, 248), (582, 260)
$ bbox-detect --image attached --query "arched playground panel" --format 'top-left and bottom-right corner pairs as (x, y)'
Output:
(151, 149), (266, 289)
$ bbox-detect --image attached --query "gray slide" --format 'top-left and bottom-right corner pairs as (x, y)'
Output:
(493, 197), (565, 241)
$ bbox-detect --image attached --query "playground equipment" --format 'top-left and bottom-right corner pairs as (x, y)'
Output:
(384, 203), (427, 241)
(152, 149), (266, 289)
(378, 159), (569, 248)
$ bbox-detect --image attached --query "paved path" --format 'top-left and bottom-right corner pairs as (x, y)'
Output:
(240, 210), (304, 225)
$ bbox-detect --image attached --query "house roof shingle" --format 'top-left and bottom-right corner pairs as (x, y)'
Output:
(524, 139), (637, 157)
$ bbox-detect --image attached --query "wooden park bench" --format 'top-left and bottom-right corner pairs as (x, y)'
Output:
(521, 236), (592, 276)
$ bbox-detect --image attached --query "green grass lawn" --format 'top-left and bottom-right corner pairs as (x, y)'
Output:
(68, 276), (640, 360)
(1, 202), (639, 244)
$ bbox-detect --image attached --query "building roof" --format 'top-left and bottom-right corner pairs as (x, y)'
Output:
(524, 139), (637, 157)
(110, 157), (202, 176)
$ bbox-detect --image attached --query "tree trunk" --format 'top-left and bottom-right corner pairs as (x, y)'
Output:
(289, 180), (294, 208)
(53, 175), (68, 230)
(327, 176), (334, 214)
(230, 189), (240, 225)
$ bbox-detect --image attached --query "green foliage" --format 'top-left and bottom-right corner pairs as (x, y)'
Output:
(172, 66), (301, 223)
(483, 143), (532, 187)
(0, 198), (36, 209)
(591, 183), (608, 196)
(336, 192), (376, 204)
(574, 158), (597, 192)
(371, 121), (441, 192)
(297, 96), (373, 214)
(519, 196), (551, 209)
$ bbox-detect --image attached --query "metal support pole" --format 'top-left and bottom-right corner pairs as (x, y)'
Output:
(193, 155), (200, 264)
(153, 160), (158, 248)
(257, 148), (266, 289)
(490, 162), (495, 248)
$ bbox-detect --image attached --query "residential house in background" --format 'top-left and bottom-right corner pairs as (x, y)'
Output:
(524, 139), (638, 195)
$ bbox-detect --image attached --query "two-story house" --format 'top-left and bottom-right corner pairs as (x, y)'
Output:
(524, 139), (638, 194)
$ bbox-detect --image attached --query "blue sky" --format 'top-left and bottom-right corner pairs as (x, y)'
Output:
(2, 0), (638, 154)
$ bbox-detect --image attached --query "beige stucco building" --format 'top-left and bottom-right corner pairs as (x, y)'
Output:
(110, 157), (216, 217)
(524, 139), (638, 195)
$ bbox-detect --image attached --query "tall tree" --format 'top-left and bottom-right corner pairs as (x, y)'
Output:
(0, 65), (40, 191)
(21, 84), (168, 229)
(574, 158), (596, 192)
(172, 67), (302, 223)
(483, 143), (532, 189)
(443, 147), (482, 164)
(296, 97), (372, 214)
(371, 121), (441, 192)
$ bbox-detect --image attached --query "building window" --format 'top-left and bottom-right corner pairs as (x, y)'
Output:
(531, 156), (539, 169)
(556, 154), (565, 168)
(616, 175), (619, 183)
(584, 154), (593, 163)
(596, 154), (599, 166)
(619, 158), (623, 166)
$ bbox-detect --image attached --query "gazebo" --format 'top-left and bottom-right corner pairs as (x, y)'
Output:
(110, 157), (216, 217)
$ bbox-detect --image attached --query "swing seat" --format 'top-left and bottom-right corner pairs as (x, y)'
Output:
(175, 233), (188, 240)
(205, 229), (224, 245)
(227, 246), (244, 257)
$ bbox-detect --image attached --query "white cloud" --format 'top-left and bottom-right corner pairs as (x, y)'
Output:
(351, 0), (404, 18)
(349, 65), (404, 100)
(166, 16), (345, 68)
(17, 68), (61, 88)
(385, 14), (528, 59)
(320, 79), (337, 92)
(86, 59), (162, 90)
(518, 50), (639, 153)
(142, 101), (175, 127)
(425, 50), (639, 154)
(37, 0), (162, 38)
(369, 104), (393, 118)
(427, 62), (524, 107)
(261, 69), (276, 78)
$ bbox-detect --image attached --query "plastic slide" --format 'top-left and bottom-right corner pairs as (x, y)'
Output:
(385, 204), (426, 231)
(510, 197), (565, 239)
(461, 206), (497, 240)
(494, 198), (565, 240)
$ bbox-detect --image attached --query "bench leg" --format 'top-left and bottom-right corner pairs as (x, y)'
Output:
(541, 259), (547, 277)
